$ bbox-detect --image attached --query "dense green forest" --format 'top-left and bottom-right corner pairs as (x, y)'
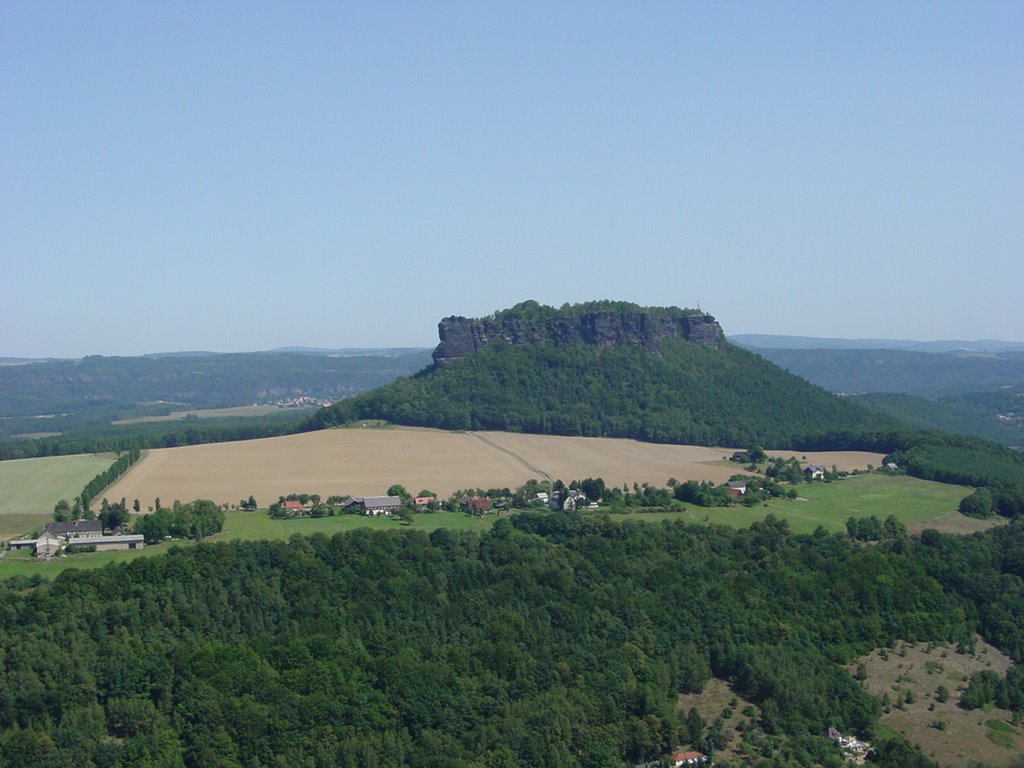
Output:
(0, 410), (311, 462)
(308, 339), (895, 448)
(852, 390), (1024, 447)
(1, 515), (1022, 767)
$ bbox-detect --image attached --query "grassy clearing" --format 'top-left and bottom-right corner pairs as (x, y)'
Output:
(906, 509), (1007, 537)
(0, 454), (115, 540)
(676, 678), (785, 764)
(593, 474), (968, 535)
(756, 474), (967, 534)
(852, 639), (1021, 768)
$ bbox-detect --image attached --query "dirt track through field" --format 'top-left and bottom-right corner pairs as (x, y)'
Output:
(468, 432), (553, 482)
(102, 427), (885, 509)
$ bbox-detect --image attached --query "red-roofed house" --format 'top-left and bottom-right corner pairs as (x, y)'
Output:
(462, 497), (491, 515)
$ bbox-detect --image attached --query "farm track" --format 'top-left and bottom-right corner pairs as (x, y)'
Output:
(468, 432), (553, 482)
(99, 426), (887, 512)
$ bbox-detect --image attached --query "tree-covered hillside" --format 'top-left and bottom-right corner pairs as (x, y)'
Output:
(0, 351), (432, 459)
(4, 515), (1021, 767)
(0, 351), (431, 420)
(743, 348), (1024, 398)
(853, 390), (1024, 447)
(308, 339), (894, 448)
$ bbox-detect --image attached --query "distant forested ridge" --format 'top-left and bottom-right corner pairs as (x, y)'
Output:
(3, 514), (1022, 767)
(740, 347), (1024, 398)
(730, 342), (1024, 446)
(309, 302), (894, 448)
(852, 389), (1024, 447)
(0, 351), (432, 418)
(0, 410), (317, 462)
(0, 350), (431, 459)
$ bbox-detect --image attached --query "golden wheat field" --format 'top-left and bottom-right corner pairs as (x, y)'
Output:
(101, 426), (885, 508)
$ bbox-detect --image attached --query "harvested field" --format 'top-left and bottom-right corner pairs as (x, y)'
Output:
(764, 448), (888, 471)
(101, 427), (886, 510)
(113, 404), (313, 425)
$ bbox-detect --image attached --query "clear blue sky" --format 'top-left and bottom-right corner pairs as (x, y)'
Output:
(3, 2), (1021, 357)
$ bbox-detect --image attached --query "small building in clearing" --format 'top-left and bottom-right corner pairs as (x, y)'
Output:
(804, 464), (826, 480)
(726, 480), (749, 496)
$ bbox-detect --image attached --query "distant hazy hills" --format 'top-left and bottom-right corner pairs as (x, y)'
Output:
(730, 334), (1024, 354)
(0, 350), (433, 451)
(7, 324), (1023, 451)
(310, 301), (894, 448)
(737, 347), (1024, 398)
(731, 335), (1024, 447)
(1, 347), (431, 363)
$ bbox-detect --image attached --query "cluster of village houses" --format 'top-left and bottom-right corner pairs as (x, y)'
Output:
(279, 488), (597, 518)
(7, 519), (144, 559)
(11, 458), (884, 559)
(277, 457), (863, 519)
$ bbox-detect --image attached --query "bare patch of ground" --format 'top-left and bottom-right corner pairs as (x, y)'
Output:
(906, 510), (1008, 537)
(100, 427), (887, 511)
(851, 638), (1023, 768)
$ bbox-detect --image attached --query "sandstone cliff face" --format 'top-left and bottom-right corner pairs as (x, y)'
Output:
(432, 306), (724, 366)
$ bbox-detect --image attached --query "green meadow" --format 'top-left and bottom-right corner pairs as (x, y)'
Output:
(0, 473), (970, 579)
(0, 454), (116, 541)
(594, 473), (970, 534)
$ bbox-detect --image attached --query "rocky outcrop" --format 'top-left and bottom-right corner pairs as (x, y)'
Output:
(432, 302), (724, 366)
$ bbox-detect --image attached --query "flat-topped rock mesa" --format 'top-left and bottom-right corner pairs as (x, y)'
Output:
(432, 301), (724, 366)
